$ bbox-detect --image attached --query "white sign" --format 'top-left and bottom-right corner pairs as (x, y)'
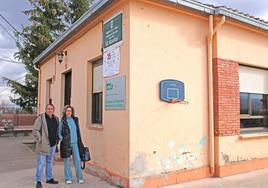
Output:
(103, 46), (120, 77)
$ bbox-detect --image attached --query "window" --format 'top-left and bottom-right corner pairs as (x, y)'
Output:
(46, 79), (52, 104)
(240, 93), (268, 132)
(64, 71), (72, 106)
(239, 66), (268, 134)
(92, 59), (103, 124)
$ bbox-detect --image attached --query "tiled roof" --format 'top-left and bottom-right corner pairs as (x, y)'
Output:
(198, 0), (268, 24)
(168, 0), (268, 30)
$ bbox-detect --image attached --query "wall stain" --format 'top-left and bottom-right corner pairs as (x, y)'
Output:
(130, 153), (148, 175)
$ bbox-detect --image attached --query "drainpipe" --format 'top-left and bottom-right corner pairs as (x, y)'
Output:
(34, 65), (41, 114)
(207, 15), (225, 174)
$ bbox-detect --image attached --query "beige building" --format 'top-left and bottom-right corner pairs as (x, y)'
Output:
(33, 0), (268, 187)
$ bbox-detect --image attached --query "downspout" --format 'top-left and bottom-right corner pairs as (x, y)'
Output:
(34, 65), (41, 114)
(207, 15), (225, 174)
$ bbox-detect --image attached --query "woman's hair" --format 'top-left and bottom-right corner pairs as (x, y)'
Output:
(62, 105), (75, 120)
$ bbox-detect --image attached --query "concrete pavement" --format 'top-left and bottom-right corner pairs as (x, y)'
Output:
(0, 136), (36, 173)
(0, 136), (115, 188)
(163, 168), (268, 188)
(3, 136), (268, 188)
(0, 164), (115, 188)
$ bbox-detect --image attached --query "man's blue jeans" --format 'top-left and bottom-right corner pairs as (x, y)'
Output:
(35, 145), (56, 182)
(64, 143), (83, 181)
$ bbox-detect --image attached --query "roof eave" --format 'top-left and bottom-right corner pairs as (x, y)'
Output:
(167, 0), (214, 14)
(215, 8), (268, 31)
(34, 0), (268, 65)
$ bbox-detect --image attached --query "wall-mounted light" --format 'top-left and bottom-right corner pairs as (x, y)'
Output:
(57, 51), (67, 64)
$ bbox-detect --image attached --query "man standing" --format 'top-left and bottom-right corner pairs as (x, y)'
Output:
(33, 104), (59, 188)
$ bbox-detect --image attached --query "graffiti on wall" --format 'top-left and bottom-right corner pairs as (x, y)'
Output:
(129, 137), (208, 187)
(221, 152), (257, 165)
(130, 137), (207, 180)
(155, 137), (207, 172)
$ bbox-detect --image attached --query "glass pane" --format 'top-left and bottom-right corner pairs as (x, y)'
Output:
(64, 71), (72, 106)
(92, 92), (103, 124)
(240, 118), (267, 128)
(93, 64), (103, 93)
(251, 94), (267, 115)
(98, 93), (103, 122)
(240, 93), (249, 114)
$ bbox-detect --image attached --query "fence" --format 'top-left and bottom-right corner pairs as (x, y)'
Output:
(0, 113), (37, 128)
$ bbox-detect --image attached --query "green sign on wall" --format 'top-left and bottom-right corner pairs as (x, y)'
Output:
(103, 12), (123, 48)
(105, 76), (125, 110)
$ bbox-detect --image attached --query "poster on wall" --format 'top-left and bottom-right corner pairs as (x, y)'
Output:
(105, 76), (125, 110)
(103, 46), (120, 77)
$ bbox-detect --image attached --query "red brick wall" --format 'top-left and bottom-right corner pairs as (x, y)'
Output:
(213, 58), (240, 136)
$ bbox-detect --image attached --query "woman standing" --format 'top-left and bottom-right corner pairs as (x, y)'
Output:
(58, 105), (84, 184)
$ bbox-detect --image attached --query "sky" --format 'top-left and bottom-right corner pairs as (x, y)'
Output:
(0, 0), (268, 104)
(0, 0), (30, 104)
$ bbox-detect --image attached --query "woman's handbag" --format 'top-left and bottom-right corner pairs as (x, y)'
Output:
(81, 147), (91, 170)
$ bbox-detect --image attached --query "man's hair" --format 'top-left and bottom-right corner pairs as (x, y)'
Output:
(46, 103), (55, 110)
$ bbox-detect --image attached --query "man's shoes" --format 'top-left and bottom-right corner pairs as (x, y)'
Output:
(36, 181), (42, 188)
(66, 180), (72, 184)
(46, 178), (59, 184)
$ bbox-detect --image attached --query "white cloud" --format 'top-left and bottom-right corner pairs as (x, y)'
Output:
(0, 86), (12, 102)
(0, 47), (26, 104)
(0, 49), (25, 75)
(0, 71), (26, 104)
(0, 26), (17, 49)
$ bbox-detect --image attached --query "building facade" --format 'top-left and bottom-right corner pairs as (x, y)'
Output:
(33, 0), (268, 187)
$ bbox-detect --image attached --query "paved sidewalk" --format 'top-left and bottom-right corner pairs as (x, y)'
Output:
(0, 164), (115, 188)
(0, 136), (115, 188)
(4, 136), (268, 188)
(163, 168), (268, 188)
(0, 136), (36, 173)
